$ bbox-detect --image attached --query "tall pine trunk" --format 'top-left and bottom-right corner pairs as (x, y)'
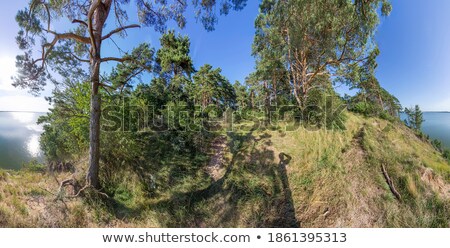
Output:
(86, 59), (101, 189)
(86, 0), (112, 189)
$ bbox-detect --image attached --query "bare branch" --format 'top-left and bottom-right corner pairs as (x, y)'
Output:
(32, 35), (59, 67)
(99, 82), (115, 89)
(28, 31), (90, 83)
(57, 32), (91, 44)
(30, 0), (51, 30)
(72, 19), (88, 27)
(66, 52), (90, 63)
(176, 0), (186, 7)
(119, 68), (145, 94)
(101, 24), (141, 40)
(100, 56), (132, 63)
(43, 29), (90, 44)
(87, 0), (102, 53)
(73, 55), (90, 63)
(381, 163), (402, 201)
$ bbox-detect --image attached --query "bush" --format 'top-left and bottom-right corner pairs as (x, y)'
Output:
(38, 82), (90, 162)
(431, 139), (443, 152)
(443, 149), (450, 162)
(351, 102), (374, 116)
(0, 170), (8, 181)
(22, 160), (46, 173)
(303, 88), (347, 130)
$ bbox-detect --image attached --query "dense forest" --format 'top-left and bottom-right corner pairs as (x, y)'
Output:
(0, 0), (449, 227)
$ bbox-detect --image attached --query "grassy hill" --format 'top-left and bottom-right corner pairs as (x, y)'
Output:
(1, 113), (449, 227)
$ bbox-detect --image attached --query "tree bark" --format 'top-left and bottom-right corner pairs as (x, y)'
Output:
(272, 76), (277, 106)
(87, 53), (102, 188)
(87, 81), (101, 189)
(263, 80), (270, 125)
(250, 90), (255, 109)
(86, 0), (112, 189)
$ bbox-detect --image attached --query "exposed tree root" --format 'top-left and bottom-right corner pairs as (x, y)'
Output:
(55, 177), (110, 201)
(381, 164), (402, 201)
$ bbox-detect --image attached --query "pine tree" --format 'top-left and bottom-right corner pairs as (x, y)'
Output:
(405, 105), (424, 131)
(252, 0), (392, 109)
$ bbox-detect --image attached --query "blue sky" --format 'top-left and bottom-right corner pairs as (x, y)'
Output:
(375, 0), (450, 111)
(0, 0), (449, 111)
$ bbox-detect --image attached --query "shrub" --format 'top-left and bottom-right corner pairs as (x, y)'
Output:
(351, 102), (373, 116)
(431, 139), (443, 152)
(443, 149), (450, 162)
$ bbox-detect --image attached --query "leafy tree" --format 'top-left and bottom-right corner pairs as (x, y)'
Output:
(13, 0), (247, 189)
(156, 30), (195, 77)
(154, 31), (196, 102)
(244, 72), (265, 109)
(348, 76), (401, 120)
(404, 105), (424, 131)
(38, 81), (91, 161)
(233, 80), (250, 109)
(252, 15), (289, 107)
(341, 46), (401, 119)
(191, 64), (235, 109)
(253, 0), (391, 109)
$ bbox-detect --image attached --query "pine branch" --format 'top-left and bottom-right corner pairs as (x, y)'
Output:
(102, 24), (141, 40)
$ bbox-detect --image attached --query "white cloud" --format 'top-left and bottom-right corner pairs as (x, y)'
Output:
(0, 95), (50, 112)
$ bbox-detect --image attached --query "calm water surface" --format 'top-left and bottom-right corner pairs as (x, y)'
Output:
(0, 112), (44, 170)
(420, 112), (450, 148)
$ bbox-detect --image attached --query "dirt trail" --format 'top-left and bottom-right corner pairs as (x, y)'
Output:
(335, 129), (384, 227)
(205, 136), (227, 181)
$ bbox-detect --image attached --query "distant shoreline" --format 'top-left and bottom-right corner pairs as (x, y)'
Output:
(423, 111), (450, 113)
(396, 111), (450, 114)
(0, 111), (47, 114)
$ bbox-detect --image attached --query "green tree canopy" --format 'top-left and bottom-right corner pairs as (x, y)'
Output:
(253, 0), (392, 108)
(405, 105), (424, 131)
(156, 30), (195, 77)
(192, 64), (235, 109)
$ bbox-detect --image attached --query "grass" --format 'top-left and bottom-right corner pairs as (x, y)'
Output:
(0, 112), (449, 227)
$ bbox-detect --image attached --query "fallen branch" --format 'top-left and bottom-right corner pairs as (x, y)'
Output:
(381, 164), (402, 201)
(54, 178), (76, 201)
(58, 178), (75, 193)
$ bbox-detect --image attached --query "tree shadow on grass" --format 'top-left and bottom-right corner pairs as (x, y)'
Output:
(272, 152), (300, 227)
(149, 130), (300, 227)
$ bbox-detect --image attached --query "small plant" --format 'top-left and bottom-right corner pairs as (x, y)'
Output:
(0, 205), (11, 225)
(351, 102), (374, 116)
(22, 160), (46, 173)
(12, 196), (28, 216)
(443, 149), (450, 163)
(431, 139), (443, 152)
(0, 170), (8, 181)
